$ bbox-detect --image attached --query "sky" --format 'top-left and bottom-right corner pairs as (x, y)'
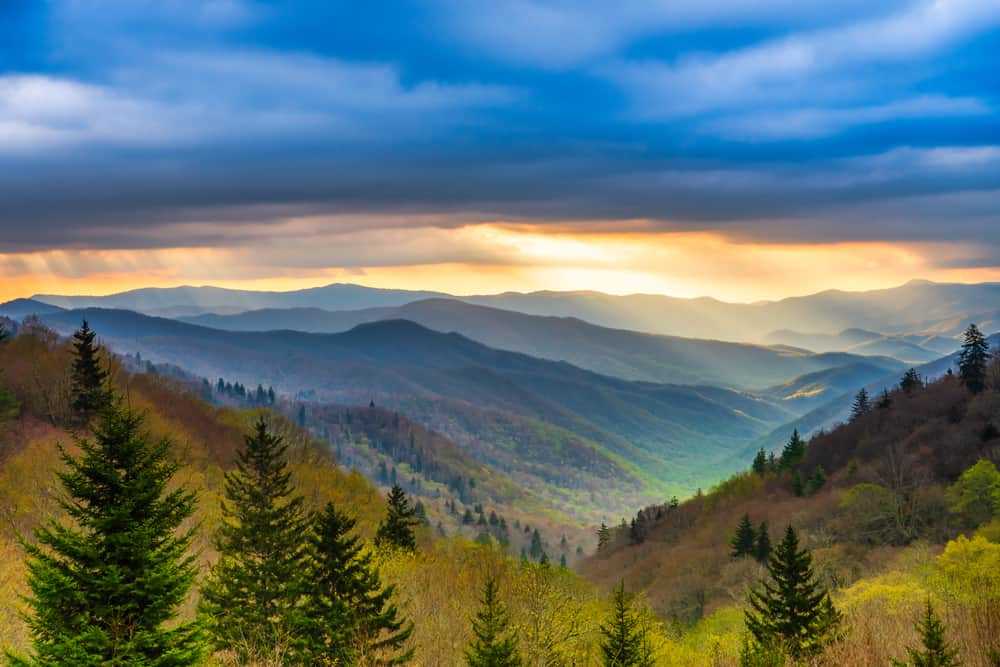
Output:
(1, 0), (999, 303)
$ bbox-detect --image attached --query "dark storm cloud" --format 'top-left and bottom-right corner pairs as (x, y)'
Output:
(1, 0), (999, 253)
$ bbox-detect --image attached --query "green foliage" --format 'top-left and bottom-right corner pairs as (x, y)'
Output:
(958, 323), (991, 394)
(597, 522), (611, 552)
(791, 470), (804, 497)
(850, 387), (871, 421)
(807, 465), (826, 494)
(754, 522), (771, 564)
(731, 513), (756, 559)
(375, 484), (419, 552)
(751, 448), (768, 475)
(465, 577), (522, 667)
(946, 459), (1000, 530)
(69, 320), (110, 419)
(200, 416), (308, 661)
(8, 399), (203, 666)
(297, 502), (413, 665)
(891, 598), (959, 667)
(599, 582), (654, 667)
(745, 525), (840, 660)
(778, 430), (805, 471)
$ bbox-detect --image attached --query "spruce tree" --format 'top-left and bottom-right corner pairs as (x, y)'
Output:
(891, 598), (959, 667)
(464, 577), (522, 667)
(70, 320), (110, 419)
(529, 528), (545, 561)
(900, 368), (923, 395)
(731, 513), (756, 558)
(200, 416), (307, 661)
(597, 522), (611, 552)
(850, 388), (871, 421)
(958, 323), (991, 394)
(877, 388), (893, 410)
(779, 430), (806, 470)
(791, 470), (805, 497)
(745, 525), (840, 659)
(599, 582), (654, 667)
(8, 399), (203, 666)
(753, 522), (771, 563)
(752, 448), (768, 475)
(375, 484), (418, 551)
(807, 466), (826, 494)
(298, 503), (413, 665)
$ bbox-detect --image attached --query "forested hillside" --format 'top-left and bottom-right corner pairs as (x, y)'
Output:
(582, 327), (1000, 664)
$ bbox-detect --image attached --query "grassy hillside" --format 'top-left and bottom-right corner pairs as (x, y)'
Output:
(579, 372), (1000, 664)
(181, 298), (904, 389)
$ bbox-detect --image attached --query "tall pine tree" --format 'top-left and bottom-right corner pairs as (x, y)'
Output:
(850, 388), (871, 421)
(745, 525), (840, 659)
(464, 578), (522, 667)
(779, 430), (806, 470)
(900, 368), (923, 395)
(752, 448), (768, 475)
(297, 502), (413, 665)
(891, 598), (959, 667)
(200, 416), (308, 662)
(375, 484), (418, 551)
(70, 320), (110, 419)
(599, 582), (655, 667)
(753, 521), (772, 563)
(958, 323), (991, 394)
(731, 513), (756, 559)
(8, 399), (203, 666)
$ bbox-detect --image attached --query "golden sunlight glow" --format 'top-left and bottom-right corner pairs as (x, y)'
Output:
(2, 223), (999, 304)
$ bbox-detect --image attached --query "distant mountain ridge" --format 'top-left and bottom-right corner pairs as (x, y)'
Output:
(29, 279), (1000, 343)
(179, 298), (907, 390)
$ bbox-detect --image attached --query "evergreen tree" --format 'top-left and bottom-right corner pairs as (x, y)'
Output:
(597, 522), (611, 552)
(464, 578), (522, 667)
(754, 522), (772, 563)
(850, 387), (871, 421)
(599, 582), (654, 667)
(791, 470), (805, 497)
(731, 513), (757, 558)
(807, 466), (826, 494)
(298, 503), (413, 665)
(891, 598), (959, 667)
(900, 368), (923, 395)
(199, 417), (308, 661)
(876, 387), (893, 410)
(745, 525), (840, 659)
(8, 400), (203, 666)
(529, 528), (545, 561)
(375, 484), (419, 551)
(70, 320), (110, 419)
(958, 323), (991, 394)
(779, 430), (806, 470)
(0, 320), (8, 342)
(752, 448), (768, 475)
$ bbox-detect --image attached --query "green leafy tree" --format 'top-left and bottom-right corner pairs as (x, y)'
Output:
(745, 525), (840, 660)
(200, 417), (308, 661)
(599, 582), (655, 667)
(754, 522), (772, 563)
(298, 503), (413, 665)
(731, 513), (756, 559)
(464, 578), (522, 667)
(850, 388), (871, 421)
(752, 448), (768, 475)
(8, 399), (203, 666)
(900, 368), (923, 395)
(375, 484), (419, 551)
(779, 430), (806, 470)
(891, 598), (959, 667)
(958, 323), (991, 394)
(945, 459), (1000, 529)
(70, 320), (110, 419)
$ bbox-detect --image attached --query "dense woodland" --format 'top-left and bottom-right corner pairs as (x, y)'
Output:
(1, 319), (999, 665)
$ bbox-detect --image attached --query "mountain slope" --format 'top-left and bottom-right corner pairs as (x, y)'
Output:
(181, 298), (904, 389)
(30, 307), (792, 495)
